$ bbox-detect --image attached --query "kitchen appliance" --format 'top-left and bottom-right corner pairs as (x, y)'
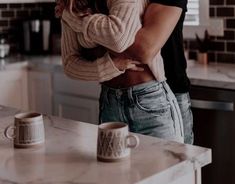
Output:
(0, 38), (10, 58)
(190, 85), (235, 184)
(22, 19), (51, 54)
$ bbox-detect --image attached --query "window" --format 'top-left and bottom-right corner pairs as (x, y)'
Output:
(184, 0), (199, 26)
(183, 0), (210, 38)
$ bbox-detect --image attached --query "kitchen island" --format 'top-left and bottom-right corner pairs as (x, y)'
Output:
(0, 106), (211, 184)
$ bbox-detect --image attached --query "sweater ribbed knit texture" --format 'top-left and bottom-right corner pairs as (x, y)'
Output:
(61, 0), (166, 82)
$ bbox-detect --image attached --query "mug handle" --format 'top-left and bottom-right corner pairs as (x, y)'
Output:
(4, 125), (16, 140)
(126, 134), (140, 149)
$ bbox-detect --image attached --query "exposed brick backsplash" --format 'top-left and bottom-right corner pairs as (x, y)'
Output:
(1, 1), (234, 63)
(185, 0), (235, 64)
(0, 2), (59, 54)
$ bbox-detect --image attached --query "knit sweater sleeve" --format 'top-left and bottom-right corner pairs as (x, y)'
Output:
(61, 20), (124, 82)
(62, 0), (141, 53)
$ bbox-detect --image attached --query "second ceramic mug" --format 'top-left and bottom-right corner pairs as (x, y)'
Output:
(4, 112), (45, 148)
(97, 122), (139, 162)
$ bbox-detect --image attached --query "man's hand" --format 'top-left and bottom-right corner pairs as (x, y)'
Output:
(110, 54), (144, 72)
(81, 47), (144, 72)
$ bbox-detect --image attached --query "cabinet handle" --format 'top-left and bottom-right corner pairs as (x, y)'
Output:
(191, 99), (234, 112)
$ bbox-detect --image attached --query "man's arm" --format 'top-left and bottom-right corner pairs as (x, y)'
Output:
(115, 3), (182, 64)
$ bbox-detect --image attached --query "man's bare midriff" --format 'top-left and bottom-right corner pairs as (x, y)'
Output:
(102, 64), (155, 88)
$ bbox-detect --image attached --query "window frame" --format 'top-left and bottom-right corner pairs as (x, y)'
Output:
(183, 0), (210, 38)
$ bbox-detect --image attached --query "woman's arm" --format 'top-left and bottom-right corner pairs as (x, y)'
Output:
(61, 20), (143, 82)
(61, 20), (124, 82)
(62, 0), (141, 53)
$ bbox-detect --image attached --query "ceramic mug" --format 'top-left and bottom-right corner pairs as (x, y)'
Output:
(97, 122), (139, 162)
(4, 112), (45, 148)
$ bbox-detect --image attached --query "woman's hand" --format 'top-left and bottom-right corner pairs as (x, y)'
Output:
(112, 57), (144, 72)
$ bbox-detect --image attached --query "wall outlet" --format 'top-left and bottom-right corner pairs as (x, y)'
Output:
(208, 18), (224, 36)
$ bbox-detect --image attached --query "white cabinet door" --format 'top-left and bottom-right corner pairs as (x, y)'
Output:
(0, 69), (28, 110)
(53, 72), (101, 99)
(28, 71), (52, 115)
(54, 94), (99, 125)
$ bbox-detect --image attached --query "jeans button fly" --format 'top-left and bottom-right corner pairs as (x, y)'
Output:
(117, 90), (122, 97)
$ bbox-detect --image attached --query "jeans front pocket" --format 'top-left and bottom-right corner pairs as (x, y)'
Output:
(99, 88), (109, 123)
(135, 85), (170, 114)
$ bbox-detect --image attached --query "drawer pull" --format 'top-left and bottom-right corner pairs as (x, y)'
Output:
(191, 99), (234, 112)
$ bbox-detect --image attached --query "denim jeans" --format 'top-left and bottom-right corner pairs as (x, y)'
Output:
(175, 93), (194, 144)
(99, 80), (184, 143)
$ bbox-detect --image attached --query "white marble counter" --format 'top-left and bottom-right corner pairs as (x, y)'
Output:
(0, 105), (20, 118)
(0, 109), (211, 184)
(2, 55), (235, 90)
(187, 60), (235, 90)
(0, 55), (61, 72)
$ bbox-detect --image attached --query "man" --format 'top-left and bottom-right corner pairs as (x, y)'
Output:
(117, 0), (193, 144)
(57, 0), (193, 144)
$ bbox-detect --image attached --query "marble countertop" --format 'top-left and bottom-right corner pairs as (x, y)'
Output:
(0, 105), (20, 118)
(0, 55), (61, 72)
(0, 108), (211, 184)
(187, 60), (235, 90)
(1, 55), (235, 90)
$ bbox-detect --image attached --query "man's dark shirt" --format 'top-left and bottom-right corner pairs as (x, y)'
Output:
(150, 0), (190, 93)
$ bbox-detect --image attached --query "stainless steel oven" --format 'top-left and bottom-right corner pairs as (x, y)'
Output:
(190, 85), (235, 184)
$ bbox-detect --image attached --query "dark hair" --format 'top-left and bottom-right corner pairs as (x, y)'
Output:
(55, 0), (109, 18)
(55, 0), (93, 17)
(72, 0), (91, 12)
(95, 0), (109, 15)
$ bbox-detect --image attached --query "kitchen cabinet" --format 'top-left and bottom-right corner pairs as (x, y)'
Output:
(190, 85), (235, 184)
(54, 94), (99, 124)
(28, 70), (52, 115)
(0, 69), (28, 110)
(53, 72), (101, 124)
(0, 0), (53, 3)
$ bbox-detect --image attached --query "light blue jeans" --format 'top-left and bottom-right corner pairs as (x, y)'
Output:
(99, 80), (184, 143)
(175, 93), (194, 144)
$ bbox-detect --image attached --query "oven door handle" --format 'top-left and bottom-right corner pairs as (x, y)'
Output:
(191, 99), (234, 112)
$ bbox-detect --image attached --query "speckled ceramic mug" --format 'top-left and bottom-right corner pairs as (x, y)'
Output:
(4, 112), (45, 148)
(97, 122), (139, 162)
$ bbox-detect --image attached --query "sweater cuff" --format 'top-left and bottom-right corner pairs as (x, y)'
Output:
(97, 53), (125, 82)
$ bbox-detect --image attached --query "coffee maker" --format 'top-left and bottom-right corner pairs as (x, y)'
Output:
(22, 19), (51, 55)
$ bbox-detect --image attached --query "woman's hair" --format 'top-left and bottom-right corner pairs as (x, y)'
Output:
(55, 0), (92, 17)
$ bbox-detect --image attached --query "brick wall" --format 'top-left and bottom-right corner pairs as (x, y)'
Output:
(0, 2), (58, 53)
(1, 1), (234, 63)
(185, 0), (235, 64)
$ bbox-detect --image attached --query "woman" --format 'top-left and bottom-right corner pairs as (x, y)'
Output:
(56, 0), (184, 142)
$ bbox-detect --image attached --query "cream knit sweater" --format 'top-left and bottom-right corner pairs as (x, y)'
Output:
(61, 0), (165, 82)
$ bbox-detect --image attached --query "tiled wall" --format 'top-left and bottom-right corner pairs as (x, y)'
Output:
(185, 0), (235, 64)
(0, 2), (58, 53)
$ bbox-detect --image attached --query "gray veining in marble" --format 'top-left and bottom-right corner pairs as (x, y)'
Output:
(0, 105), (20, 118)
(0, 112), (211, 184)
(187, 60), (235, 90)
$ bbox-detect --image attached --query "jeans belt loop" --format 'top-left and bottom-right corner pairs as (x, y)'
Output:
(128, 87), (134, 105)
(102, 85), (110, 105)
